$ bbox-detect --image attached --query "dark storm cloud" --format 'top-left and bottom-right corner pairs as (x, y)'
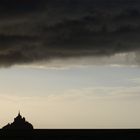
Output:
(0, 0), (140, 66)
(0, 0), (46, 12)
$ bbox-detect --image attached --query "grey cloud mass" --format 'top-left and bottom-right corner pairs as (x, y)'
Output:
(0, 0), (140, 66)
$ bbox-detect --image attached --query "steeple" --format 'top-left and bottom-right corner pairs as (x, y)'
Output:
(16, 111), (22, 120)
(18, 110), (20, 116)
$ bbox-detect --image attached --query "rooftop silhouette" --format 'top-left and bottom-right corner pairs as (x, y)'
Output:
(2, 112), (33, 130)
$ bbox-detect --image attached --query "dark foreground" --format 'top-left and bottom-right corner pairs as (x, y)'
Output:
(1, 129), (140, 140)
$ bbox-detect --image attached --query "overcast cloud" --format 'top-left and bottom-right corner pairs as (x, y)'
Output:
(0, 0), (140, 67)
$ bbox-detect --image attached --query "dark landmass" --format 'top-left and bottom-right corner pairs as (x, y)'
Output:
(0, 129), (140, 140)
(2, 112), (33, 130)
(1, 113), (140, 139)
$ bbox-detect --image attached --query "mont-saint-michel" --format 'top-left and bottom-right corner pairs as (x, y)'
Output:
(2, 112), (33, 130)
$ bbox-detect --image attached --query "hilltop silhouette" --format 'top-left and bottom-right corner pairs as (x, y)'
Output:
(2, 112), (33, 130)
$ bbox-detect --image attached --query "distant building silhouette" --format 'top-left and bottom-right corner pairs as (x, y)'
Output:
(2, 112), (33, 129)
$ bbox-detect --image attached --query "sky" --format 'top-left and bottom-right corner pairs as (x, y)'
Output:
(0, 65), (140, 128)
(0, 0), (140, 128)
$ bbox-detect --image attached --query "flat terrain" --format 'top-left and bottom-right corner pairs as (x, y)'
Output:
(0, 129), (140, 140)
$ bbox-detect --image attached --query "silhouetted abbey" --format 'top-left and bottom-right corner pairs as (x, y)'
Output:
(2, 112), (33, 129)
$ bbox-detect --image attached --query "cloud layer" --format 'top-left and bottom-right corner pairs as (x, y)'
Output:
(0, 0), (140, 66)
